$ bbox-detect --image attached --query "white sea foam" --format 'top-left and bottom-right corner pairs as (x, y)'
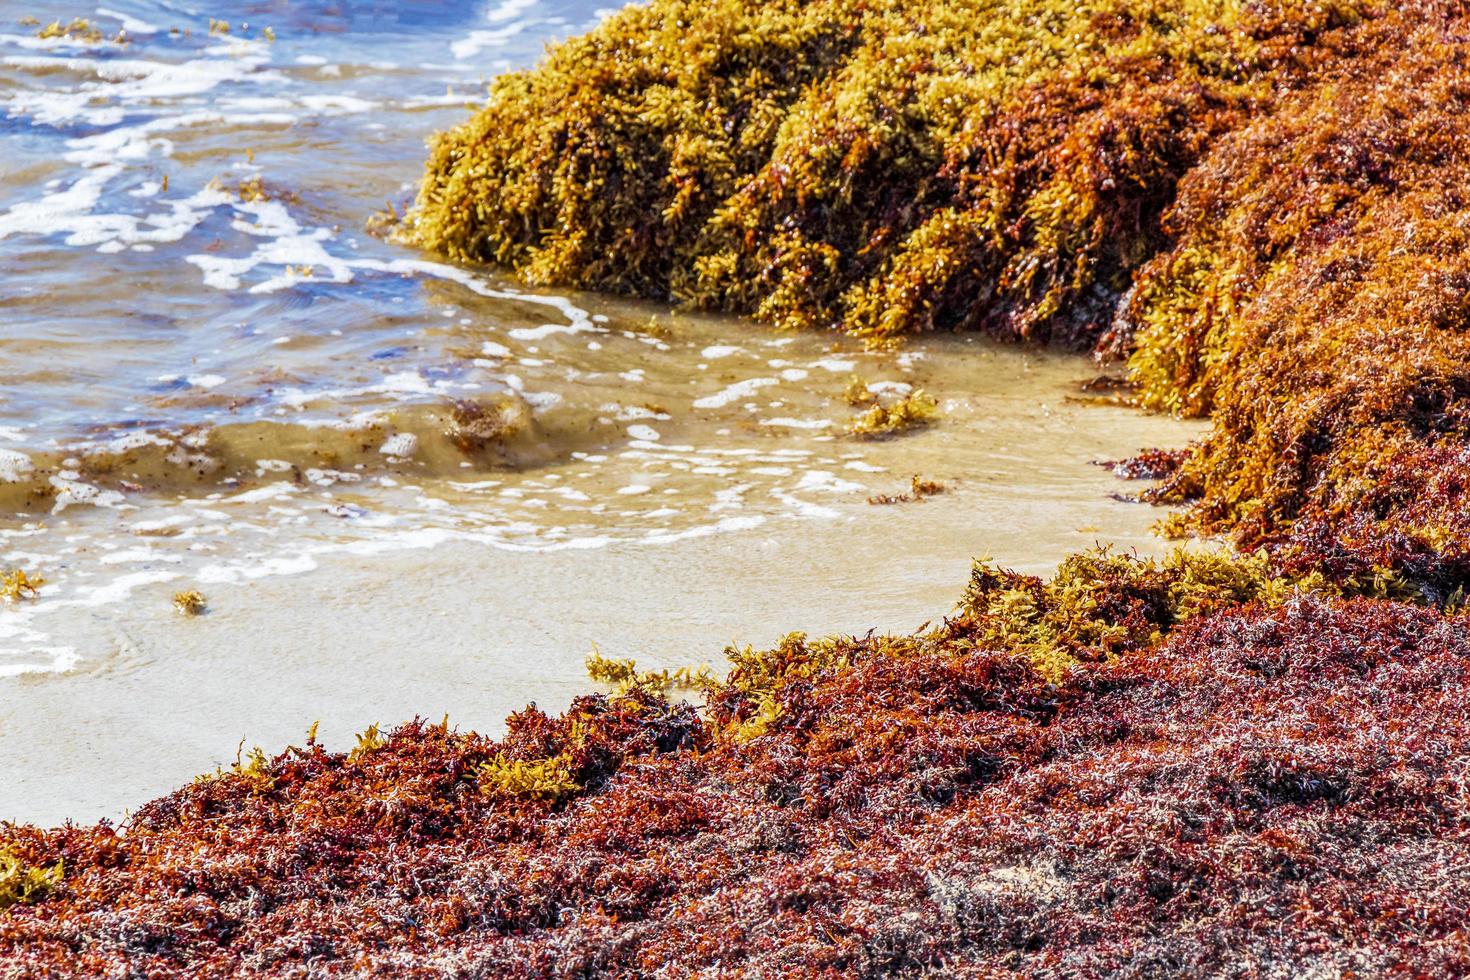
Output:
(95, 8), (160, 34)
(0, 451), (34, 483)
(693, 378), (777, 409)
(0, 13), (951, 682)
(809, 357), (859, 373)
(760, 418), (831, 429)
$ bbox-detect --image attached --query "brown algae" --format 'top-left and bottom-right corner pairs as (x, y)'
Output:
(867, 474), (946, 505)
(409, 0), (1369, 347)
(850, 389), (940, 438)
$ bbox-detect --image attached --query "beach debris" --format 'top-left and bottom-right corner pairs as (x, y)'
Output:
(1097, 448), (1190, 481)
(841, 374), (877, 406)
(235, 175), (268, 203)
(585, 648), (718, 696)
(36, 18), (103, 42)
(628, 316), (672, 340)
(231, 174), (300, 206)
(443, 395), (530, 454)
(365, 200), (402, 238)
(867, 474), (946, 505)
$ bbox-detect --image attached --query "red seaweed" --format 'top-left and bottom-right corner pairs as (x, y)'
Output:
(3, 597), (1468, 975)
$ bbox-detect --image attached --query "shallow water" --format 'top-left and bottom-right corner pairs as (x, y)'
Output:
(0, 0), (1205, 824)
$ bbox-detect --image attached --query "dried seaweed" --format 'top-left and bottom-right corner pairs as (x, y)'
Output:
(1112, 2), (1470, 600)
(4, 594), (1468, 975)
(6, 3), (1470, 975)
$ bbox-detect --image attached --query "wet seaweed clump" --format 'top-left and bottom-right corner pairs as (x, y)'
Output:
(442, 395), (531, 455)
(172, 590), (207, 616)
(229, 174), (300, 206)
(841, 374), (878, 407)
(868, 473), (946, 505)
(35, 18), (106, 43)
(1098, 446), (1190, 481)
(1, 569), (43, 602)
(850, 389), (939, 439)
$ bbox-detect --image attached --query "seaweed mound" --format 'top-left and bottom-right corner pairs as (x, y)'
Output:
(3, 585), (1468, 974)
(1121, 4), (1470, 598)
(410, 0), (1370, 347)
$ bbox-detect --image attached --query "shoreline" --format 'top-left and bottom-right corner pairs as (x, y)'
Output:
(4, 431), (1192, 826)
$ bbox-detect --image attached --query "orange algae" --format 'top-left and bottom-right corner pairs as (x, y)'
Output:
(1111, 2), (1470, 599)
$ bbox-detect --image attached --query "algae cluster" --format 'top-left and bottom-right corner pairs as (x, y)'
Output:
(849, 389), (940, 438)
(1117, 3), (1470, 603)
(1, 569), (42, 602)
(867, 473), (946, 505)
(0, 850), (61, 911)
(172, 590), (207, 616)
